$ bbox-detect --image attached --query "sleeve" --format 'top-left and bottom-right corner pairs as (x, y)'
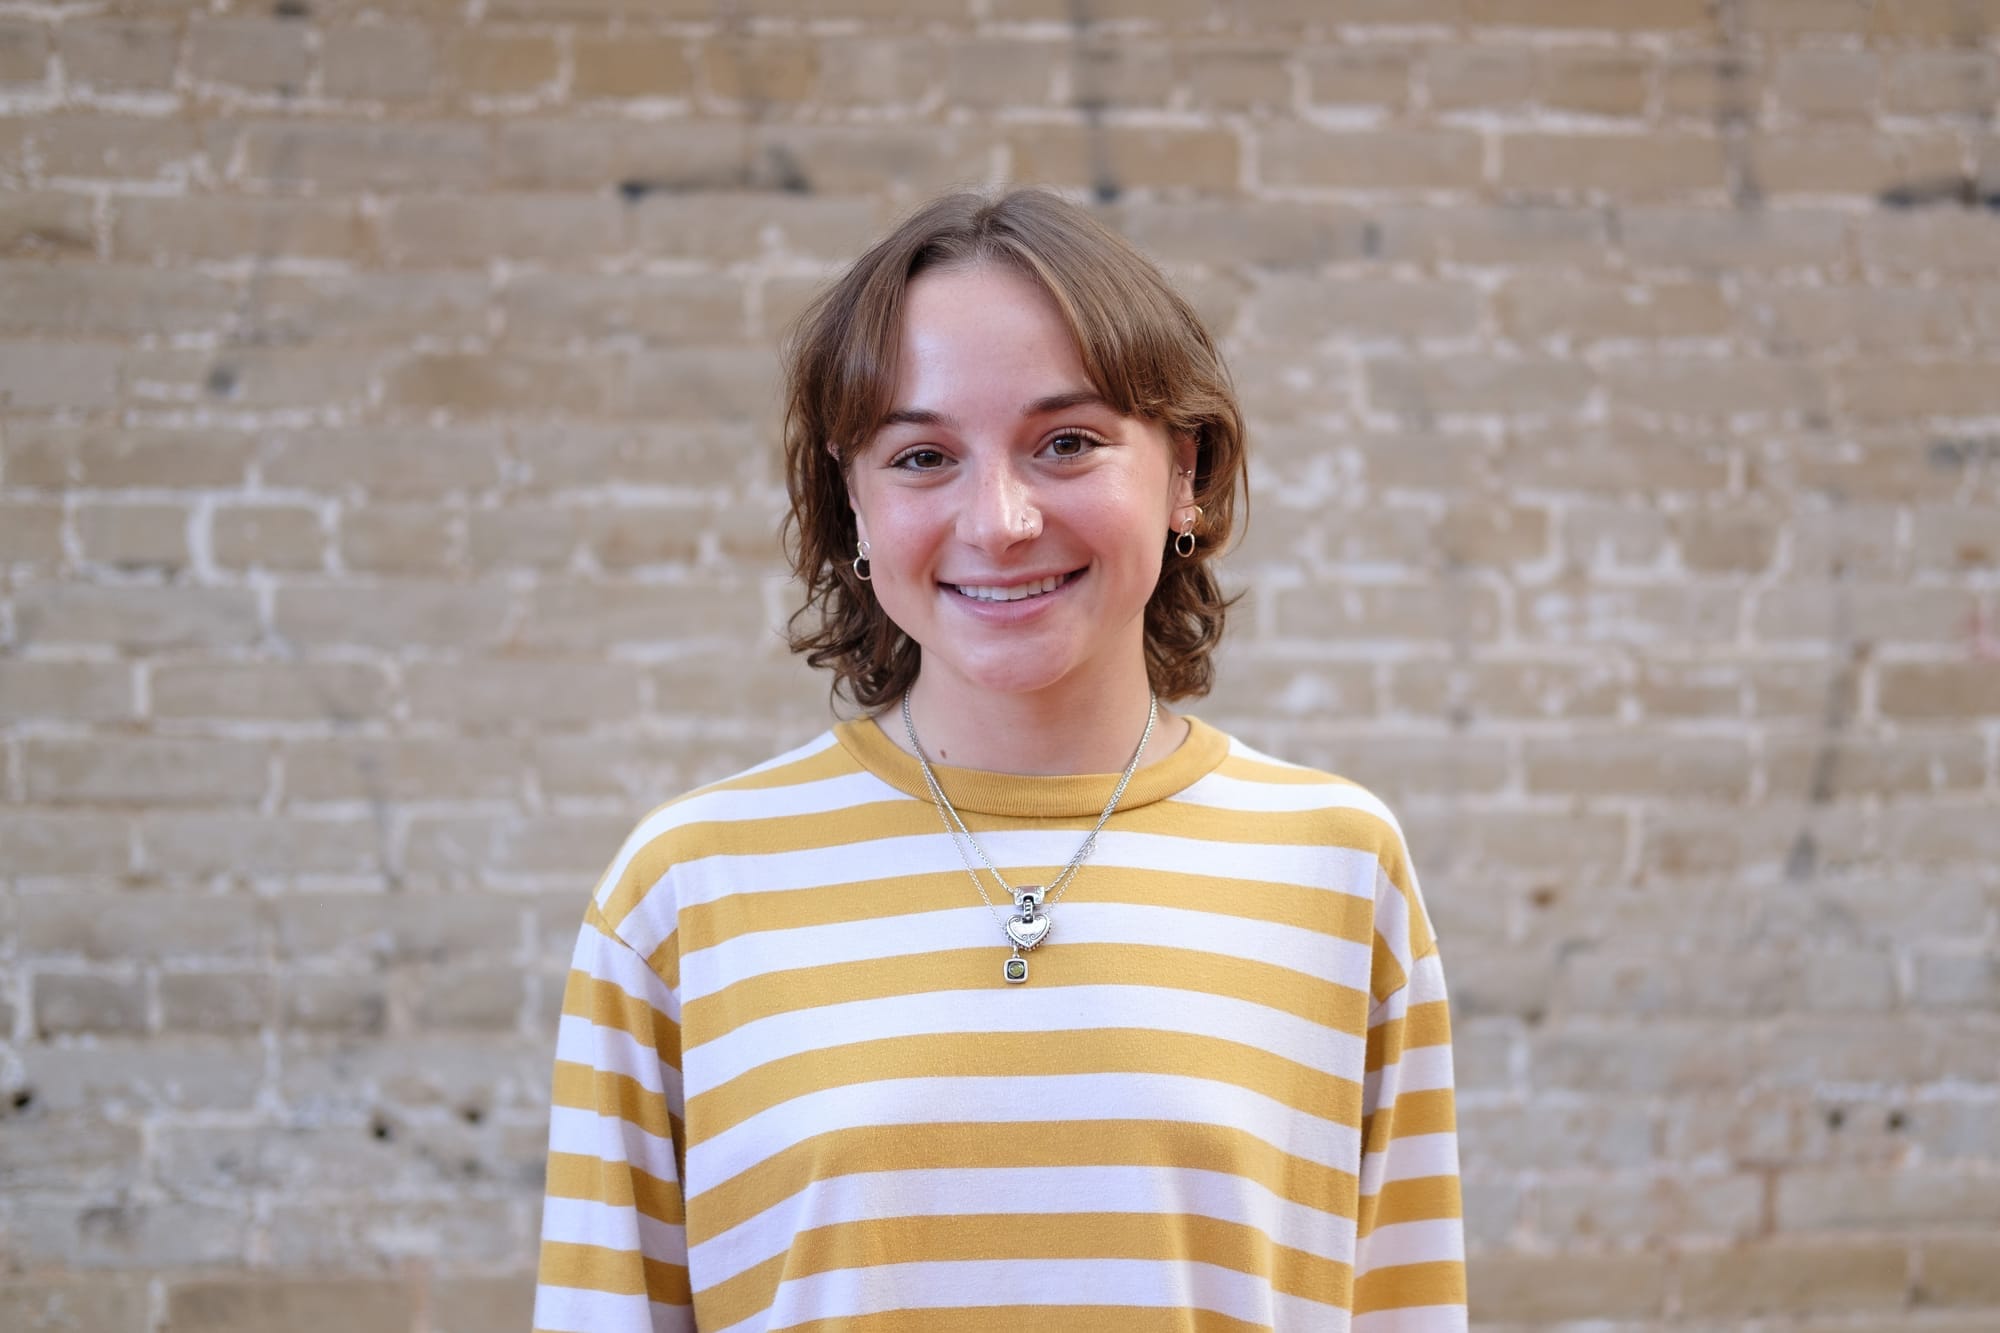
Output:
(533, 901), (695, 1333)
(1351, 853), (1469, 1331)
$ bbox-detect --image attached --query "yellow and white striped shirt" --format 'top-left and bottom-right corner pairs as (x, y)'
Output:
(534, 717), (1467, 1332)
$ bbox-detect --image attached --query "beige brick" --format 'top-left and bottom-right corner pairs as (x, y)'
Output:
(1261, 125), (1481, 189)
(430, 1276), (538, 1333)
(1500, 133), (1728, 196)
(150, 661), (391, 723)
(13, 584), (261, 653)
(139, 813), (384, 877)
(574, 34), (694, 100)
(279, 1033), (545, 1116)
(125, 345), (379, 411)
(1539, 51), (1653, 117)
(414, 962), (524, 1031)
(159, 970), (272, 1035)
(1869, 0), (2000, 37)
(1750, 286), (1970, 353)
(1681, 1240), (1911, 1315)
(1006, 124), (1241, 192)
(0, 499), (62, 562)
(1525, 734), (1750, 799)
(1369, 354), (1595, 416)
(0, 1115), (143, 1191)
(163, 1279), (417, 1333)
(1607, 355), (1827, 417)
(501, 271), (745, 344)
(1468, 1250), (1669, 1321)
(1071, 42), (1186, 112)
(212, 119), (490, 190)
(1661, 51), (1763, 119)
(16, 891), (261, 961)
(1424, 45), (1533, 109)
(339, 503), (457, 574)
(13, 1198), (246, 1269)
(450, 31), (559, 97)
(1921, 1235), (2000, 1306)
(0, 190), (96, 258)
(627, 346), (779, 423)
(405, 812), (636, 877)
(1766, 732), (1986, 797)
(26, 738), (268, 806)
(1884, 50), (1998, 116)
(1911, 952), (2000, 1009)
(189, 19), (310, 93)
(18, 1038), (262, 1112)
(1273, 582), (1504, 642)
(283, 972), (388, 1036)
(1751, 131), (1964, 197)
(1843, 361), (2000, 423)
(0, 811), (133, 875)
(1391, 203), (1610, 268)
(1912, 506), (2000, 572)
(1534, 1174), (1765, 1243)
(701, 35), (819, 102)
(262, 427), (503, 498)
(380, 192), (618, 266)
(383, 350), (624, 416)
(0, 339), (123, 409)
(0, 1279), (150, 1332)
(1255, 276), (1481, 343)
(1644, 802), (1868, 878)
(1741, 0), (1871, 33)
(1778, 1167), (2000, 1230)
(112, 195), (372, 263)
(283, 738), (524, 803)
(1622, 207), (1848, 269)
(1469, 0), (1713, 29)
(271, 892), (516, 966)
(0, 19), (47, 84)
(1883, 803), (2000, 865)
(1498, 278), (1731, 342)
(33, 972), (147, 1037)
(940, 38), (1055, 108)
(322, 24), (435, 102)
(519, 580), (770, 650)
(1776, 49), (1879, 121)
(0, 661), (131, 722)
(1880, 662), (2000, 718)
(1672, 508), (1780, 574)
(405, 660), (644, 727)
(57, 22), (179, 93)
(1855, 212), (2000, 274)
(1197, 44), (1324, 111)
(73, 501), (189, 572)
(211, 504), (325, 572)
(241, 271), (488, 344)
(1758, 584), (1975, 644)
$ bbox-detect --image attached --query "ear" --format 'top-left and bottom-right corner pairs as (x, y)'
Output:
(1171, 429), (1200, 521)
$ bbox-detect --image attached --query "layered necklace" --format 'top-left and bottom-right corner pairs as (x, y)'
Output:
(902, 686), (1158, 985)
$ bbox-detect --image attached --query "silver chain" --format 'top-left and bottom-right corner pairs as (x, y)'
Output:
(902, 686), (1159, 939)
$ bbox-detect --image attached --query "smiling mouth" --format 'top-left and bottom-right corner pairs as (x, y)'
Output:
(948, 570), (1083, 603)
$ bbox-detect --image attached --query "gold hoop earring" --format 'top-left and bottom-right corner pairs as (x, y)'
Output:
(852, 539), (871, 582)
(1173, 506), (1201, 558)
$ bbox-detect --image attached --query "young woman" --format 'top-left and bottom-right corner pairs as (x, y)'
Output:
(533, 190), (1467, 1331)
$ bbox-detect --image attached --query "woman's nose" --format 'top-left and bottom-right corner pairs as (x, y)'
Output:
(959, 458), (1042, 550)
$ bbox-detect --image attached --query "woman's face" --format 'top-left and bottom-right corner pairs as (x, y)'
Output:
(845, 262), (1196, 708)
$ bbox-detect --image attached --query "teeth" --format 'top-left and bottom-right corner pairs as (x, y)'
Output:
(953, 574), (1066, 602)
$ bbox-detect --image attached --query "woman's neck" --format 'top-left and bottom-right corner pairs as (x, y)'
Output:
(882, 666), (1189, 777)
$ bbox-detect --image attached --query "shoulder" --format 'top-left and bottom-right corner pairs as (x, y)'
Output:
(585, 728), (873, 941)
(1183, 724), (1413, 868)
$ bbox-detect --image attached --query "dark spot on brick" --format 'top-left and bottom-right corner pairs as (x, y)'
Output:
(1826, 1106), (1846, 1130)
(461, 1104), (485, 1125)
(1887, 1109), (1907, 1131)
(206, 364), (238, 398)
(1529, 886), (1560, 909)
(10, 1088), (33, 1112)
(618, 179), (661, 203)
(371, 1116), (393, 1141)
(1362, 221), (1383, 258)
(274, 0), (310, 17)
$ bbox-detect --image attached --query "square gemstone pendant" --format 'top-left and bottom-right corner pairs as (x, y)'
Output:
(1004, 955), (1028, 984)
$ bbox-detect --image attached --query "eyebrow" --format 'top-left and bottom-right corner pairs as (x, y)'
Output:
(876, 390), (1113, 433)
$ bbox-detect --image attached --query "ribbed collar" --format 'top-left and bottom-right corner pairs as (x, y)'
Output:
(833, 712), (1231, 818)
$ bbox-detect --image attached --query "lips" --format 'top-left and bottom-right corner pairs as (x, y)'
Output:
(947, 570), (1082, 603)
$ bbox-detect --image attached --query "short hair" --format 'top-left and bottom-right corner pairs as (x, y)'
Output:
(781, 188), (1247, 711)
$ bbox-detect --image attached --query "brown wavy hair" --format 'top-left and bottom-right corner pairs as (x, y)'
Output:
(782, 188), (1247, 711)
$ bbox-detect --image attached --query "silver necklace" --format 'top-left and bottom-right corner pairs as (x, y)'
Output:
(902, 686), (1158, 985)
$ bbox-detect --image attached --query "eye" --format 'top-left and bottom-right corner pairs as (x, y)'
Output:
(1042, 430), (1107, 460)
(889, 446), (949, 471)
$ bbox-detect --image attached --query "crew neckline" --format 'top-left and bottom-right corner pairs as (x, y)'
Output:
(834, 712), (1231, 818)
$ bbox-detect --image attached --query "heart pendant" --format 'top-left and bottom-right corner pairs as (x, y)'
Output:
(1004, 913), (1051, 950)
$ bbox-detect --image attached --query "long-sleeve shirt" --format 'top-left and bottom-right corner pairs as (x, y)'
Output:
(533, 715), (1467, 1332)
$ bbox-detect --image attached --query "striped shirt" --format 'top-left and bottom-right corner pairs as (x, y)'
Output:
(534, 716), (1467, 1332)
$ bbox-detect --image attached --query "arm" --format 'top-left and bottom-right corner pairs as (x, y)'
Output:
(1352, 868), (1468, 1329)
(533, 903), (695, 1333)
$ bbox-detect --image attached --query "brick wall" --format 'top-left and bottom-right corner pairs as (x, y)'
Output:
(2, 1), (1997, 1328)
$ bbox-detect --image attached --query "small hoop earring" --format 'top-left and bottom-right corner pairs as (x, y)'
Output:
(852, 539), (871, 582)
(1173, 506), (1201, 558)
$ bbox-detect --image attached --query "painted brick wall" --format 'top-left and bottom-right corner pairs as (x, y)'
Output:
(2, 1), (1998, 1329)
